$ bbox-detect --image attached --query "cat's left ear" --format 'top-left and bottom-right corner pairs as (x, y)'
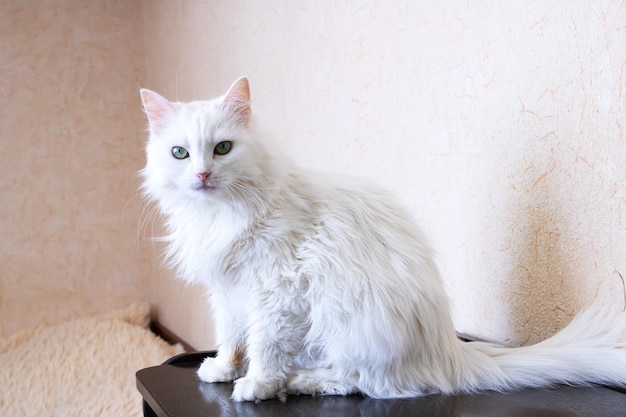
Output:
(221, 77), (251, 126)
(140, 89), (176, 136)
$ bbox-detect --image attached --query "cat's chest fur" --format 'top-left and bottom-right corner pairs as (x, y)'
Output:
(163, 202), (251, 284)
(164, 189), (316, 288)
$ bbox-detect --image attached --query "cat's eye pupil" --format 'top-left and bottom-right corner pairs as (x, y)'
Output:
(214, 141), (232, 156)
(171, 146), (189, 159)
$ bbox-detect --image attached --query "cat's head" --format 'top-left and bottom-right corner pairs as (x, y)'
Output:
(140, 77), (272, 211)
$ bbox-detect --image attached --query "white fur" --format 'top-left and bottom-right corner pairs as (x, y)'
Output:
(140, 78), (626, 402)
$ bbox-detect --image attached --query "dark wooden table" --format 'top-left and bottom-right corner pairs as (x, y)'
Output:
(136, 351), (626, 417)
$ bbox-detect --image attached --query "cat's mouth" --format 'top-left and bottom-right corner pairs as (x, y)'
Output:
(192, 182), (218, 192)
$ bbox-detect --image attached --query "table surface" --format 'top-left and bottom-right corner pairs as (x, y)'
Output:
(136, 351), (626, 417)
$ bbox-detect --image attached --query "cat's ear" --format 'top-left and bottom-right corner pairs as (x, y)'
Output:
(140, 89), (176, 136)
(221, 77), (251, 126)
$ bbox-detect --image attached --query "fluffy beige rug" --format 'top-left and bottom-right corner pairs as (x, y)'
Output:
(0, 303), (183, 417)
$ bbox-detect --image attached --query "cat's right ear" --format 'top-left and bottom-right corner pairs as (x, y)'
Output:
(140, 89), (176, 136)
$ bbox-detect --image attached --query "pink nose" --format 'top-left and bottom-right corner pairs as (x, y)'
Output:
(197, 172), (211, 182)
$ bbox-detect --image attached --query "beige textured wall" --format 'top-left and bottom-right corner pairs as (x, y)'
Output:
(4, 0), (624, 349)
(143, 0), (626, 348)
(0, 0), (159, 337)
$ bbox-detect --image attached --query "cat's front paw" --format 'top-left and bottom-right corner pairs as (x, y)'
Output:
(197, 357), (238, 383)
(231, 376), (284, 402)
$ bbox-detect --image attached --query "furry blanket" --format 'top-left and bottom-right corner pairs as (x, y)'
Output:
(0, 303), (183, 417)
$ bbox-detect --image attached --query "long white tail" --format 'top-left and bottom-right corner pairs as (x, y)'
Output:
(460, 307), (626, 393)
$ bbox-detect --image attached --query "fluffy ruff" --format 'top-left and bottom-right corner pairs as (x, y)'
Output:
(0, 303), (182, 417)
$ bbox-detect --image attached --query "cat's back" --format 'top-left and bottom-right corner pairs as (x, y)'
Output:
(293, 169), (434, 268)
(297, 170), (418, 233)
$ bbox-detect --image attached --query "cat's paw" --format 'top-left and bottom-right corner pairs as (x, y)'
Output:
(231, 376), (284, 402)
(197, 357), (238, 383)
(286, 369), (318, 395)
(287, 368), (358, 396)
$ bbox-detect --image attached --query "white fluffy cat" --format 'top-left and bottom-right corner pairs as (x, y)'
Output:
(140, 77), (626, 402)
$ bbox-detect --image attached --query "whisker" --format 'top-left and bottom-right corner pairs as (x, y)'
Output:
(226, 181), (268, 209)
(122, 191), (142, 225)
(137, 198), (162, 246)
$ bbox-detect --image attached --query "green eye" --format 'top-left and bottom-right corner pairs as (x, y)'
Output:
(214, 141), (232, 156)
(171, 146), (189, 159)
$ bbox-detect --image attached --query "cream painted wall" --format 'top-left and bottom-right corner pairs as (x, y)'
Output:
(0, 0), (161, 337)
(5, 0), (623, 349)
(143, 0), (626, 348)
